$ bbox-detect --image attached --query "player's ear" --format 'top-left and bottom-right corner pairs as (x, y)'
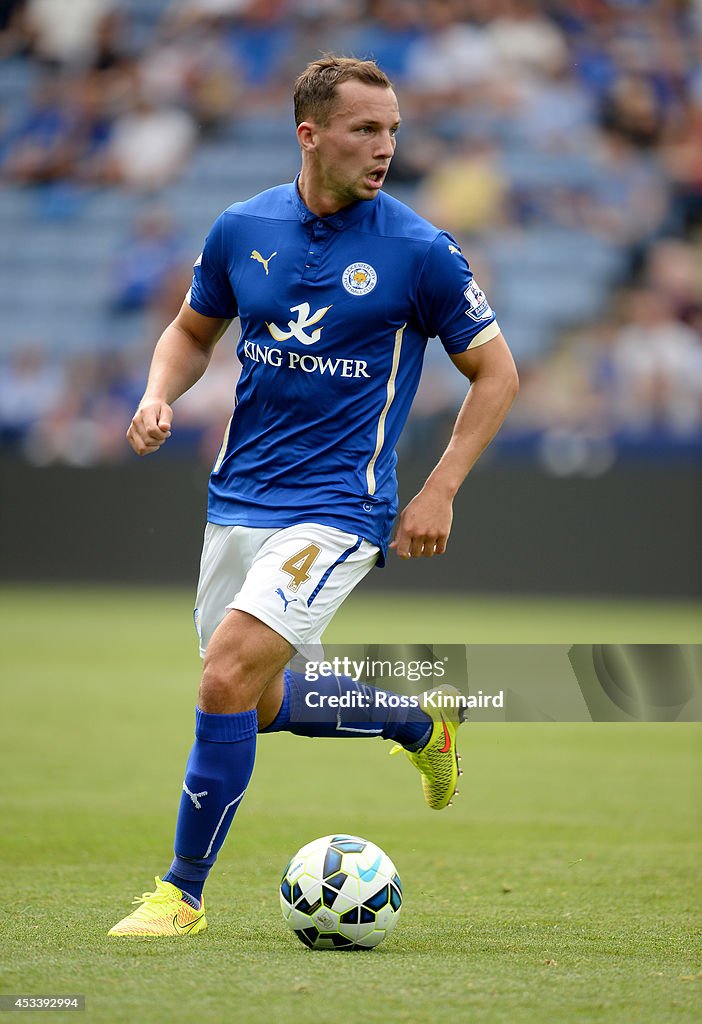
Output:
(297, 121), (318, 152)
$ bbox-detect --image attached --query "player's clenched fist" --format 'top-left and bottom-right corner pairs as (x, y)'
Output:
(127, 399), (173, 456)
(390, 487), (453, 559)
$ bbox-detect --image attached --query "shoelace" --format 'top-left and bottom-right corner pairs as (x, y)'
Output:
(130, 878), (179, 918)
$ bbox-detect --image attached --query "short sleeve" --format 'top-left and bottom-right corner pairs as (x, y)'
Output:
(415, 233), (500, 354)
(186, 212), (238, 319)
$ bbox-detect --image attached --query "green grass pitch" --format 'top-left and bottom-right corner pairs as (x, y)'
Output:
(1, 586), (700, 1023)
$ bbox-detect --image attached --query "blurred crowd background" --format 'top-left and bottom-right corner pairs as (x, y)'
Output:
(1, 0), (701, 472)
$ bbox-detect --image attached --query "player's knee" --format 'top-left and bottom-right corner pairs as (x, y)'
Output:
(199, 646), (263, 713)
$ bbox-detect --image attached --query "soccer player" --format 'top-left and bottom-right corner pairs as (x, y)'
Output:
(109, 56), (518, 936)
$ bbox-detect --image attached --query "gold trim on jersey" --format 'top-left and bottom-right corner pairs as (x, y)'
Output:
(366, 324), (406, 496)
(469, 320), (501, 348)
(213, 413), (233, 473)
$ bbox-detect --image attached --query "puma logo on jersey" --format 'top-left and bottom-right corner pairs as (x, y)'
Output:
(448, 244), (461, 256)
(250, 249), (277, 275)
(267, 302), (332, 346)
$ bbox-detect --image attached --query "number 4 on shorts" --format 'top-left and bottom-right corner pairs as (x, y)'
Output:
(280, 543), (321, 592)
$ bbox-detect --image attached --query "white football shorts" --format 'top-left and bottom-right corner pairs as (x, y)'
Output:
(194, 522), (379, 657)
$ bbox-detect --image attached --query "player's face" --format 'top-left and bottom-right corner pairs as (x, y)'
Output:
(304, 81), (401, 211)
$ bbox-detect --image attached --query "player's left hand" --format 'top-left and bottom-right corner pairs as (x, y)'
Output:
(390, 487), (453, 559)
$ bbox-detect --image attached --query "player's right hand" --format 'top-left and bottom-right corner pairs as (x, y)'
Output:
(126, 399), (173, 456)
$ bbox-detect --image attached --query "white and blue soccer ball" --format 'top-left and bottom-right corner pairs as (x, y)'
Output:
(280, 834), (402, 950)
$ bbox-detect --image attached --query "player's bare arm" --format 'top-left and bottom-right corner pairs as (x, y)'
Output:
(127, 302), (231, 456)
(391, 332), (518, 559)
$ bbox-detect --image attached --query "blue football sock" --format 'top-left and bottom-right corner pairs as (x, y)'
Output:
(163, 706), (257, 905)
(260, 668), (432, 750)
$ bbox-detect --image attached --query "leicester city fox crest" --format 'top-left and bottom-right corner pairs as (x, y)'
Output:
(342, 262), (377, 296)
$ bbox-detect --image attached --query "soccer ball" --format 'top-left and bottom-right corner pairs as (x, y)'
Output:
(279, 834), (402, 950)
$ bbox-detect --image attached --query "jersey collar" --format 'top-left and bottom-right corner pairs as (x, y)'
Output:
(291, 174), (375, 231)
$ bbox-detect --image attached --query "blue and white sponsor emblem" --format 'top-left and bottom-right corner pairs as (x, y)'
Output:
(464, 279), (493, 322)
(342, 262), (377, 296)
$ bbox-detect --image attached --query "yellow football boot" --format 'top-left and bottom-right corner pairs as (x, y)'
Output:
(391, 685), (465, 810)
(108, 877), (207, 937)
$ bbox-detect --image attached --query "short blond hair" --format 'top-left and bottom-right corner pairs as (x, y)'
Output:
(294, 55), (392, 127)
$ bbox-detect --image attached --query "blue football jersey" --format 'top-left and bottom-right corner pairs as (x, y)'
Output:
(187, 179), (500, 563)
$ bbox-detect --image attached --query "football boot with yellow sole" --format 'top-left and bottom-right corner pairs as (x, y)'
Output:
(391, 684), (465, 810)
(108, 877), (207, 937)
